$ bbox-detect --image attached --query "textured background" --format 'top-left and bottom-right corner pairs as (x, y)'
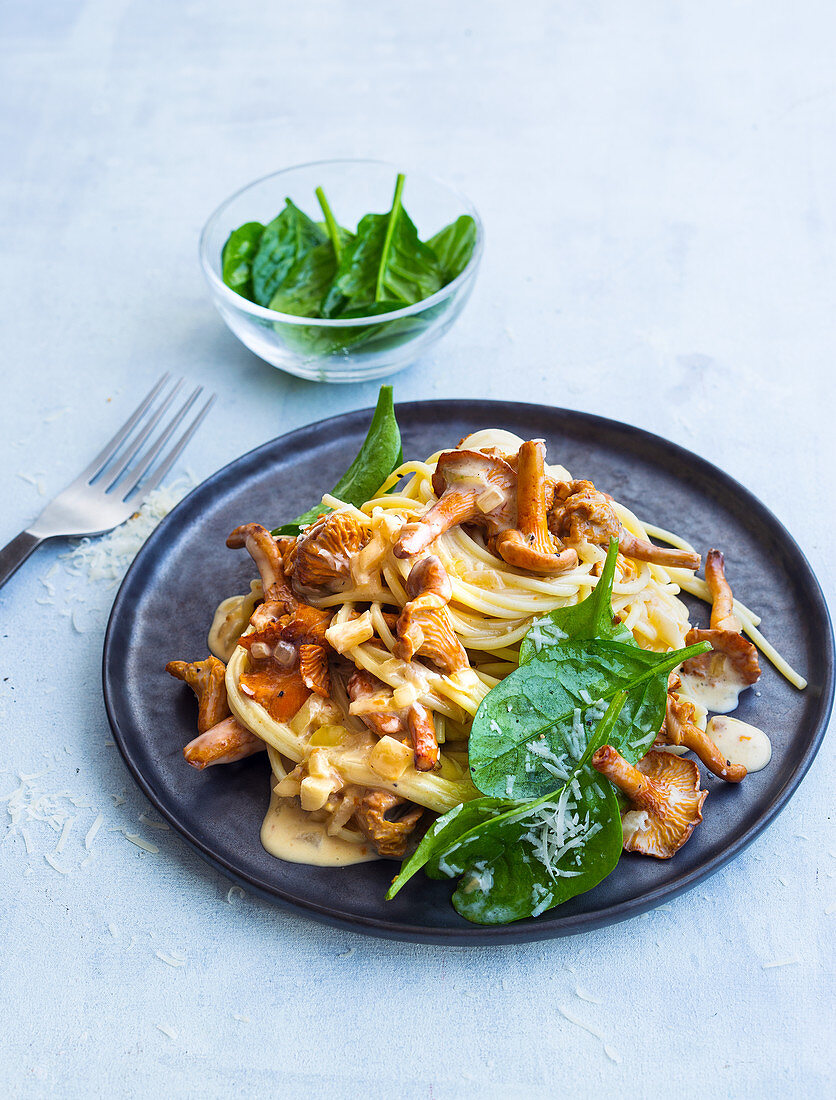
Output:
(1, 1), (834, 1096)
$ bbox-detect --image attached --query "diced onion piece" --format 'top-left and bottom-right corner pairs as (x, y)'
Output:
(369, 736), (413, 781)
(300, 775), (335, 811)
(325, 612), (374, 653)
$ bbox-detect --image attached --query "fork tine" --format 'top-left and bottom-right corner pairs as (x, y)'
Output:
(102, 378), (183, 490)
(126, 394), (216, 501)
(118, 386), (204, 499)
(77, 373), (171, 484)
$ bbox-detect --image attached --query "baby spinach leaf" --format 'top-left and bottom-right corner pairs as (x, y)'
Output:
(221, 221), (264, 301)
(425, 215), (477, 283)
(449, 769), (623, 924)
(519, 538), (633, 664)
(272, 384), (402, 537)
(468, 638), (710, 799)
(388, 693), (626, 923)
(251, 199), (327, 307)
(320, 174), (444, 317)
(268, 241), (338, 318)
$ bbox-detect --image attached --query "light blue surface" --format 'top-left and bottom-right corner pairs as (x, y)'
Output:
(1, 2), (834, 1097)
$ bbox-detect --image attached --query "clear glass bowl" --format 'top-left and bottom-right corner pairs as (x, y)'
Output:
(199, 159), (483, 383)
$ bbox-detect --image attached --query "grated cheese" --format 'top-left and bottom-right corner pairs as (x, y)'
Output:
(558, 1006), (621, 1064)
(155, 950), (186, 968)
(121, 832), (159, 854)
(85, 814), (104, 849)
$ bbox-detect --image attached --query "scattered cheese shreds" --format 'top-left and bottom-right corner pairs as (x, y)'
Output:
(558, 1006), (621, 1064)
(44, 853), (69, 874)
(85, 814), (104, 850)
(156, 1024), (178, 1040)
(56, 817), (74, 852)
(575, 986), (603, 1005)
(122, 832), (159, 854)
(762, 958), (801, 969)
(155, 950), (186, 968)
(60, 476), (194, 587)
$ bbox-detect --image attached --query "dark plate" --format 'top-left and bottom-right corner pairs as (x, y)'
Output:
(103, 401), (834, 943)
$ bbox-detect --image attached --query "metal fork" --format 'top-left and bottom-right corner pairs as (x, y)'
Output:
(0, 374), (216, 590)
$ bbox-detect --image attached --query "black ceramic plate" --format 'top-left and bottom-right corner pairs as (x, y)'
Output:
(103, 401), (833, 943)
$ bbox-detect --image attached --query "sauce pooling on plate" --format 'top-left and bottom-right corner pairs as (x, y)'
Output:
(705, 715), (772, 772)
(260, 790), (379, 867)
(208, 581), (261, 662)
(679, 667), (751, 715)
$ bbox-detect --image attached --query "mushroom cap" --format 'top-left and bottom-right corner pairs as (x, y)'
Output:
(352, 790), (423, 858)
(592, 746), (707, 859)
(405, 554), (453, 606)
(299, 643), (331, 698)
(394, 603), (470, 674)
(682, 627), (761, 686)
(289, 511), (370, 600)
(165, 656), (229, 733)
(430, 449), (517, 535)
(549, 479), (621, 547)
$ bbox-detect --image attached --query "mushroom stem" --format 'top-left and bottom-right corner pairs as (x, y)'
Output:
(226, 523), (289, 601)
(665, 693), (747, 782)
(496, 441), (578, 574)
(407, 702), (440, 771)
(183, 716), (264, 769)
(591, 745), (658, 806)
(617, 531), (700, 571)
(394, 492), (480, 558)
(705, 549), (740, 631)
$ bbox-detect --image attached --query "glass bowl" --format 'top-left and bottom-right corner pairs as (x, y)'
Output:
(199, 159), (483, 383)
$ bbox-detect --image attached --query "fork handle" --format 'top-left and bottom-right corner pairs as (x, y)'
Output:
(0, 531), (44, 590)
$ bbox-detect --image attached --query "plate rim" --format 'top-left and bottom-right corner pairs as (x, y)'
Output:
(102, 399), (835, 944)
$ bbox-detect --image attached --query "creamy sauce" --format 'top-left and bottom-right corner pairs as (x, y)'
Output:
(208, 581), (261, 662)
(260, 790), (379, 866)
(680, 665), (750, 715)
(706, 716), (772, 772)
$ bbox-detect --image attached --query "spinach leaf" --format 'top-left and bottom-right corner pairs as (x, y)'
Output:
(426, 215), (477, 283)
(321, 174), (444, 317)
(221, 221), (264, 301)
(268, 241), (338, 318)
(468, 638), (710, 799)
(387, 693), (626, 924)
(449, 769), (622, 924)
(519, 538), (634, 664)
(251, 199), (327, 307)
(272, 384), (402, 537)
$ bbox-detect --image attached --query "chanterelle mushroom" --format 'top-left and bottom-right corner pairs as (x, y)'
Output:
(661, 683), (746, 783)
(346, 669), (440, 771)
(165, 656), (229, 734)
(681, 549), (761, 688)
(549, 480), (701, 570)
(352, 789), (423, 858)
(592, 745), (707, 859)
(394, 449), (516, 558)
(394, 555), (469, 674)
(286, 511), (370, 601)
(494, 441), (578, 575)
(226, 523), (290, 601)
(183, 716), (264, 769)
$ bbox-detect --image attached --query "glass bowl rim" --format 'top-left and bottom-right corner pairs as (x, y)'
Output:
(198, 157), (484, 328)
